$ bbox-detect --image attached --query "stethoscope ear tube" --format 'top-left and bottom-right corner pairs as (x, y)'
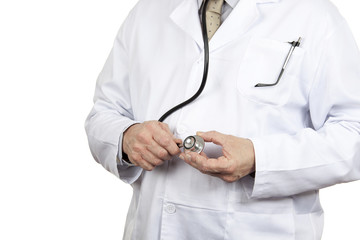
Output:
(158, 0), (210, 123)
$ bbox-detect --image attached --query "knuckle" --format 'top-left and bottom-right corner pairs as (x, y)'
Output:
(192, 154), (199, 163)
(222, 176), (234, 183)
(145, 165), (155, 171)
(227, 165), (236, 174)
(201, 166), (209, 173)
(226, 176), (238, 183)
(161, 138), (171, 146)
(209, 130), (217, 135)
(169, 145), (181, 155)
(137, 131), (148, 143)
(149, 121), (159, 129)
(154, 159), (164, 166)
(158, 149), (168, 159)
(144, 123), (152, 131)
(160, 122), (170, 130)
(158, 122), (166, 127)
(130, 154), (140, 163)
(132, 143), (142, 153)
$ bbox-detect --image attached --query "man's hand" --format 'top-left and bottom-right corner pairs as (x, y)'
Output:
(122, 121), (182, 171)
(179, 131), (255, 182)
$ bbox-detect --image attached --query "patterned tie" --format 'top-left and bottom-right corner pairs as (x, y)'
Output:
(206, 0), (225, 40)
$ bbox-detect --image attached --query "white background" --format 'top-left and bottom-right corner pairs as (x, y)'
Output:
(0, 0), (359, 239)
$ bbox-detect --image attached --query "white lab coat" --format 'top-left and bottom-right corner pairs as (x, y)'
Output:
(85, 0), (360, 239)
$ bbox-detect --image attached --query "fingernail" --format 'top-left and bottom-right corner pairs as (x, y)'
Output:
(185, 154), (191, 161)
(179, 155), (184, 160)
(196, 131), (204, 136)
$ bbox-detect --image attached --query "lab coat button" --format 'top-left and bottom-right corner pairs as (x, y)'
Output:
(165, 204), (176, 214)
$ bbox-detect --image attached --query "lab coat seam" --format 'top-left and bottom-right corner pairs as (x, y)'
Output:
(240, 92), (286, 108)
(252, 172), (268, 198)
(162, 199), (228, 212)
(309, 211), (319, 240)
(160, 158), (173, 239)
(89, 103), (134, 123)
(129, 177), (144, 240)
(292, 209), (324, 216)
(115, 33), (129, 64)
(85, 115), (125, 146)
(290, 210), (297, 240)
(87, 134), (117, 148)
(119, 0), (143, 54)
(306, 19), (347, 106)
(255, 160), (346, 173)
(223, 185), (231, 240)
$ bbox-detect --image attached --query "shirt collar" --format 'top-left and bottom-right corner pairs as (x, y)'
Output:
(197, 0), (280, 9)
(197, 0), (240, 9)
(197, 0), (238, 9)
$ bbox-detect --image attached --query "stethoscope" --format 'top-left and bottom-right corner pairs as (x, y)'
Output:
(157, 0), (302, 153)
(157, 0), (211, 153)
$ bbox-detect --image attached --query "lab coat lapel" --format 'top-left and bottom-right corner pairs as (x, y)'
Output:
(169, 0), (280, 51)
(210, 0), (280, 51)
(170, 0), (204, 50)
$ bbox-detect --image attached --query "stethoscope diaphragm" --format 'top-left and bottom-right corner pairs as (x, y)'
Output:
(182, 135), (205, 154)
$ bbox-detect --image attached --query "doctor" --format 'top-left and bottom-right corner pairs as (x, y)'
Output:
(85, 0), (360, 239)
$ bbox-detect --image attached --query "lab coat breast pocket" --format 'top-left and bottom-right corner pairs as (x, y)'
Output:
(237, 38), (305, 106)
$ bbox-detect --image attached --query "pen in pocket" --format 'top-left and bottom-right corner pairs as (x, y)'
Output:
(255, 37), (302, 88)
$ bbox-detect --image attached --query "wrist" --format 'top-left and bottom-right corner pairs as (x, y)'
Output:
(122, 123), (139, 153)
(121, 123), (139, 167)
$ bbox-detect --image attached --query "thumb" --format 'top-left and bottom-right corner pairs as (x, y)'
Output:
(197, 131), (227, 146)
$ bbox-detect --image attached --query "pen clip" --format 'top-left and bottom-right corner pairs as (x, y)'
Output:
(289, 37), (302, 47)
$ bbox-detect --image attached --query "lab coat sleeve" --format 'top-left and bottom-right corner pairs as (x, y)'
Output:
(248, 21), (360, 199)
(85, 21), (143, 184)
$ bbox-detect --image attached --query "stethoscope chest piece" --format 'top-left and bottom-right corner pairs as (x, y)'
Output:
(183, 135), (205, 154)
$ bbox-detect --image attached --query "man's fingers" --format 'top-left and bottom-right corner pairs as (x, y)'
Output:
(202, 156), (231, 174)
(129, 153), (155, 171)
(174, 138), (183, 146)
(124, 121), (182, 171)
(181, 152), (230, 174)
(139, 160), (156, 171)
(207, 173), (238, 183)
(158, 122), (174, 136)
(146, 142), (171, 161)
(197, 131), (227, 146)
(153, 129), (181, 156)
(158, 122), (183, 151)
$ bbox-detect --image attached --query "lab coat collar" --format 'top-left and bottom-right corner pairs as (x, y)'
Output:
(226, 0), (240, 9)
(170, 0), (204, 50)
(171, 0), (280, 51)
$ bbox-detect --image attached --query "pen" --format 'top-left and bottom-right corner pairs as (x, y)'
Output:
(255, 37), (302, 88)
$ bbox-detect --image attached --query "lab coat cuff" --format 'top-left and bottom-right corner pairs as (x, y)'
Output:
(116, 120), (143, 184)
(117, 164), (143, 184)
(116, 120), (141, 165)
(245, 137), (272, 199)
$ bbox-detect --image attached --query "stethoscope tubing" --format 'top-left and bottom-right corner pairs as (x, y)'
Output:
(158, 0), (210, 123)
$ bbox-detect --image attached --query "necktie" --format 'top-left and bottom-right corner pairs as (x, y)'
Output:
(206, 0), (225, 40)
